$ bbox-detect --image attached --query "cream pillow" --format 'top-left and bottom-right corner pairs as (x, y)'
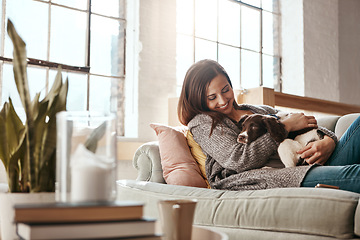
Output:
(150, 123), (208, 188)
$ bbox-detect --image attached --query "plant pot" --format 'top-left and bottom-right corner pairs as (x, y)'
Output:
(0, 192), (55, 240)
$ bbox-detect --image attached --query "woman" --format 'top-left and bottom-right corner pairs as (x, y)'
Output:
(178, 59), (360, 193)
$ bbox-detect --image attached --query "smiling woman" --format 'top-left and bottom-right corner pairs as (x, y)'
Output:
(206, 75), (235, 116)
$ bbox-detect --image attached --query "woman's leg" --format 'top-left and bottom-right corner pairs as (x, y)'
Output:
(301, 165), (360, 193)
(325, 116), (360, 166)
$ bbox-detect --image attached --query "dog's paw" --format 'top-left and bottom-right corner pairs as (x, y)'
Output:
(296, 157), (308, 166)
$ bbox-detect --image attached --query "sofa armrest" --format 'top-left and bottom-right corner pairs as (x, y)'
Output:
(317, 116), (340, 132)
(335, 113), (360, 138)
(133, 141), (165, 183)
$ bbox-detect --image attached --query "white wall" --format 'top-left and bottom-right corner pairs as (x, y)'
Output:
(280, 0), (305, 96)
(303, 0), (339, 102)
(137, 0), (177, 141)
(338, 0), (360, 104)
(281, 0), (360, 105)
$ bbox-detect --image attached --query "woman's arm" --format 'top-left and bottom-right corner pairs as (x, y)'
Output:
(280, 113), (318, 132)
(280, 113), (337, 165)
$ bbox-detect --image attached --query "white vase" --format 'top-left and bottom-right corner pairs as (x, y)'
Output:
(0, 192), (55, 240)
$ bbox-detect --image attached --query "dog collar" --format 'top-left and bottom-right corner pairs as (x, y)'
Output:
(268, 114), (280, 120)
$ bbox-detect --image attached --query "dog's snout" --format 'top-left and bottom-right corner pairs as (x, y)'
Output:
(237, 132), (248, 144)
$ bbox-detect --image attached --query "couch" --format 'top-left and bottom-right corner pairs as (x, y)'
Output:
(116, 113), (360, 240)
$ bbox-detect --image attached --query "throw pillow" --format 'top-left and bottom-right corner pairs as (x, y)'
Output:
(186, 131), (210, 188)
(150, 123), (208, 188)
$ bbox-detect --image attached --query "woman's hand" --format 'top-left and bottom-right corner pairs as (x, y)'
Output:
(280, 113), (318, 132)
(296, 136), (336, 165)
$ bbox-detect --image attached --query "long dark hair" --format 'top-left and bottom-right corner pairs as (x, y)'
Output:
(177, 59), (239, 132)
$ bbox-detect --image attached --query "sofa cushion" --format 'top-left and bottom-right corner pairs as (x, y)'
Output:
(117, 180), (360, 239)
(355, 201), (360, 237)
(150, 123), (208, 188)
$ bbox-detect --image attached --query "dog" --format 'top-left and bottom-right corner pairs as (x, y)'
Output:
(236, 114), (287, 144)
(236, 113), (324, 167)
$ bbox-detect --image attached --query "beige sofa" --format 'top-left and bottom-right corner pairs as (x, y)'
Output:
(116, 113), (360, 240)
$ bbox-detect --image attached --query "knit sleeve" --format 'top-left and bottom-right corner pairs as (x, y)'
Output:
(189, 114), (279, 173)
(317, 126), (338, 144)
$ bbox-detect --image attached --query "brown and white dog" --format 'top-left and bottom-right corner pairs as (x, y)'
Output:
(236, 114), (287, 144)
(236, 114), (324, 167)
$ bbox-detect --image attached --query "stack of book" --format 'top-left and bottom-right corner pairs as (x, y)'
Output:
(14, 201), (161, 240)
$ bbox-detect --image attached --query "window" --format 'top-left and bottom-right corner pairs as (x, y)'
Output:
(0, 0), (127, 135)
(176, 0), (280, 94)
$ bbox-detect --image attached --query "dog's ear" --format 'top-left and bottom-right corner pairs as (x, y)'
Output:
(262, 117), (287, 143)
(236, 114), (249, 130)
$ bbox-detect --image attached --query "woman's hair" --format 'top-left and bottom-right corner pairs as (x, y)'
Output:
(177, 59), (239, 129)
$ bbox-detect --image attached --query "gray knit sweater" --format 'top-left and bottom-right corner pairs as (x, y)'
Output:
(188, 104), (338, 191)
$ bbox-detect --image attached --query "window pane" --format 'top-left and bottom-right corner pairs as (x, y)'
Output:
(92, 0), (125, 18)
(5, 0), (48, 59)
(262, 0), (279, 13)
(241, 6), (260, 52)
(176, 34), (194, 87)
(218, 44), (240, 90)
(242, 0), (261, 8)
(28, 67), (47, 100)
(195, 0), (217, 41)
(2, 64), (25, 121)
(219, 0), (240, 47)
(263, 55), (280, 90)
(50, 6), (87, 66)
(2, 64), (22, 108)
(194, 38), (217, 62)
(177, 0), (194, 35)
(90, 16), (124, 77)
(241, 50), (260, 89)
(89, 75), (112, 113)
(49, 70), (87, 111)
(263, 11), (279, 55)
(52, 0), (87, 10)
(2, 64), (46, 107)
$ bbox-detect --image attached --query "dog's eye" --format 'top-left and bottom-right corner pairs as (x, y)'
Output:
(250, 125), (258, 130)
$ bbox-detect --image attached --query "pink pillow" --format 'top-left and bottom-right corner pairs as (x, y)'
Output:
(150, 123), (208, 188)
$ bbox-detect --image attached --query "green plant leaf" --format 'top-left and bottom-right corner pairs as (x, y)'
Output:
(7, 19), (37, 191)
(84, 122), (107, 153)
(0, 99), (25, 171)
(8, 133), (26, 192)
(7, 19), (32, 119)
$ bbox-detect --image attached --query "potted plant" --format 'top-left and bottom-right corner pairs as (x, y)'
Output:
(0, 19), (68, 239)
(0, 19), (68, 193)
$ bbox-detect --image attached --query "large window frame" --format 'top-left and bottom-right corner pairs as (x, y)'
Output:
(176, 0), (281, 94)
(0, 0), (127, 135)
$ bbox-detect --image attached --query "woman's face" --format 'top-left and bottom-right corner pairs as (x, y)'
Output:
(206, 74), (235, 115)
